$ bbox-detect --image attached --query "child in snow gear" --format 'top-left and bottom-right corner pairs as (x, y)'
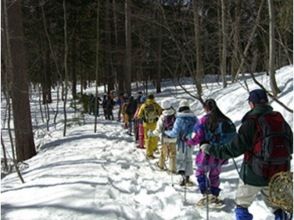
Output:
(186, 99), (236, 206)
(148, 99), (177, 173)
(137, 94), (162, 158)
(165, 100), (198, 186)
(200, 89), (293, 220)
(134, 96), (146, 148)
(133, 93), (144, 143)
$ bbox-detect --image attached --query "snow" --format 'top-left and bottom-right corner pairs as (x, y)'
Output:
(1, 65), (293, 220)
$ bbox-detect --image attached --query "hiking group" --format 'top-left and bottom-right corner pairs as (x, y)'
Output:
(108, 89), (292, 220)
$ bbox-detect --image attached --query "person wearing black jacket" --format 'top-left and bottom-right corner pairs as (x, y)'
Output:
(200, 89), (293, 220)
(125, 96), (138, 135)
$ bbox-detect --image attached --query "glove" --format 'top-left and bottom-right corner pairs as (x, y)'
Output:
(200, 143), (211, 154)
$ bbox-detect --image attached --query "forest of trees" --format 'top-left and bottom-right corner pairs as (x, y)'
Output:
(1, 0), (293, 163)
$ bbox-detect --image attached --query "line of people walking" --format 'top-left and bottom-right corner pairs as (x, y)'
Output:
(119, 89), (292, 220)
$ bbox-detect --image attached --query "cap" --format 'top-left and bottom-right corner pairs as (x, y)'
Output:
(248, 89), (268, 104)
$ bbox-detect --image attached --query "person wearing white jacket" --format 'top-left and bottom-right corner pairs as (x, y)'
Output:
(148, 99), (177, 173)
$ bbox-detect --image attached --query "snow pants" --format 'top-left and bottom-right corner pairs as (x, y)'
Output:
(158, 142), (176, 173)
(138, 123), (144, 148)
(176, 142), (193, 176)
(235, 179), (290, 220)
(143, 122), (158, 157)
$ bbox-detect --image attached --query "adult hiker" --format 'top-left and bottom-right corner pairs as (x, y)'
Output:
(125, 96), (138, 135)
(186, 99), (236, 206)
(200, 89), (293, 220)
(105, 93), (115, 120)
(148, 99), (177, 173)
(137, 94), (162, 159)
(165, 100), (198, 186)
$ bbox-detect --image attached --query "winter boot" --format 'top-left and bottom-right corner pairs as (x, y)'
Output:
(210, 187), (221, 197)
(185, 176), (194, 186)
(179, 177), (186, 186)
(235, 205), (253, 220)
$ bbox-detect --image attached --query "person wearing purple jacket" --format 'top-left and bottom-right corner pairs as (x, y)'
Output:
(186, 99), (236, 206)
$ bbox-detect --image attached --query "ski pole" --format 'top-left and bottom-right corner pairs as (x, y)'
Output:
(183, 173), (187, 205)
(206, 171), (210, 220)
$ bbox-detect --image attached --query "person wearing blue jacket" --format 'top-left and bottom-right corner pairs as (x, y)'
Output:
(165, 100), (198, 186)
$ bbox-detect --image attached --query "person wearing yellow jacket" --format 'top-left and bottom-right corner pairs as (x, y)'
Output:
(137, 94), (162, 159)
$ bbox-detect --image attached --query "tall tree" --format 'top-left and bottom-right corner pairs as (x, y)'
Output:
(268, 0), (280, 96)
(124, 0), (132, 95)
(6, 0), (36, 162)
(220, 0), (227, 88)
(94, 0), (100, 133)
(192, 0), (203, 97)
(104, 0), (114, 92)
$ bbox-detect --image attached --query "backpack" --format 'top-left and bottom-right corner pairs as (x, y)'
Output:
(204, 119), (236, 145)
(162, 114), (176, 131)
(143, 104), (158, 123)
(245, 111), (292, 180)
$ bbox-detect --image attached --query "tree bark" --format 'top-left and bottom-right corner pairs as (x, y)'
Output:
(105, 0), (114, 92)
(7, 0), (36, 162)
(220, 0), (227, 88)
(268, 0), (280, 96)
(63, 0), (69, 137)
(192, 0), (203, 97)
(124, 0), (132, 95)
(94, 0), (100, 133)
(231, 0), (241, 78)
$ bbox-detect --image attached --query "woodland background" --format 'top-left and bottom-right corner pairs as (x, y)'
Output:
(1, 0), (292, 165)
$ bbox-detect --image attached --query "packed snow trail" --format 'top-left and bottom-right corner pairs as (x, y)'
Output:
(1, 117), (238, 220)
(3, 65), (291, 219)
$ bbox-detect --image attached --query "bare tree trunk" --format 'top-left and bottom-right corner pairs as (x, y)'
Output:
(112, 0), (124, 94)
(268, 0), (280, 96)
(220, 0), (227, 88)
(6, 0), (36, 162)
(94, 0), (100, 133)
(155, 11), (162, 93)
(1, 135), (8, 170)
(105, 0), (114, 92)
(233, 0), (265, 81)
(41, 2), (62, 125)
(63, 0), (69, 137)
(125, 0), (132, 95)
(231, 0), (241, 78)
(71, 33), (77, 99)
(192, 0), (203, 97)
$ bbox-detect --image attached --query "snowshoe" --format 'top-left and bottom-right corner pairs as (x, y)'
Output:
(146, 155), (156, 160)
(155, 161), (167, 171)
(196, 194), (225, 209)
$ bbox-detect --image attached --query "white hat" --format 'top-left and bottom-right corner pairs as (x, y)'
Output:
(162, 100), (172, 110)
(179, 100), (189, 108)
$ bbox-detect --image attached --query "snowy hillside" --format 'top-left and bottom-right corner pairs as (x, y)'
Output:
(1, 65), (293, 220)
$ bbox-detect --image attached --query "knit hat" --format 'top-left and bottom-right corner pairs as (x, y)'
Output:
(162, 100), (172, 110)
(148, 94), (154, 99)
(248, 89), (268, 104)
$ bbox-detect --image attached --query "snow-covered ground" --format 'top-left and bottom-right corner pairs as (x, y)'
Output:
(1, 65), (293, 220)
